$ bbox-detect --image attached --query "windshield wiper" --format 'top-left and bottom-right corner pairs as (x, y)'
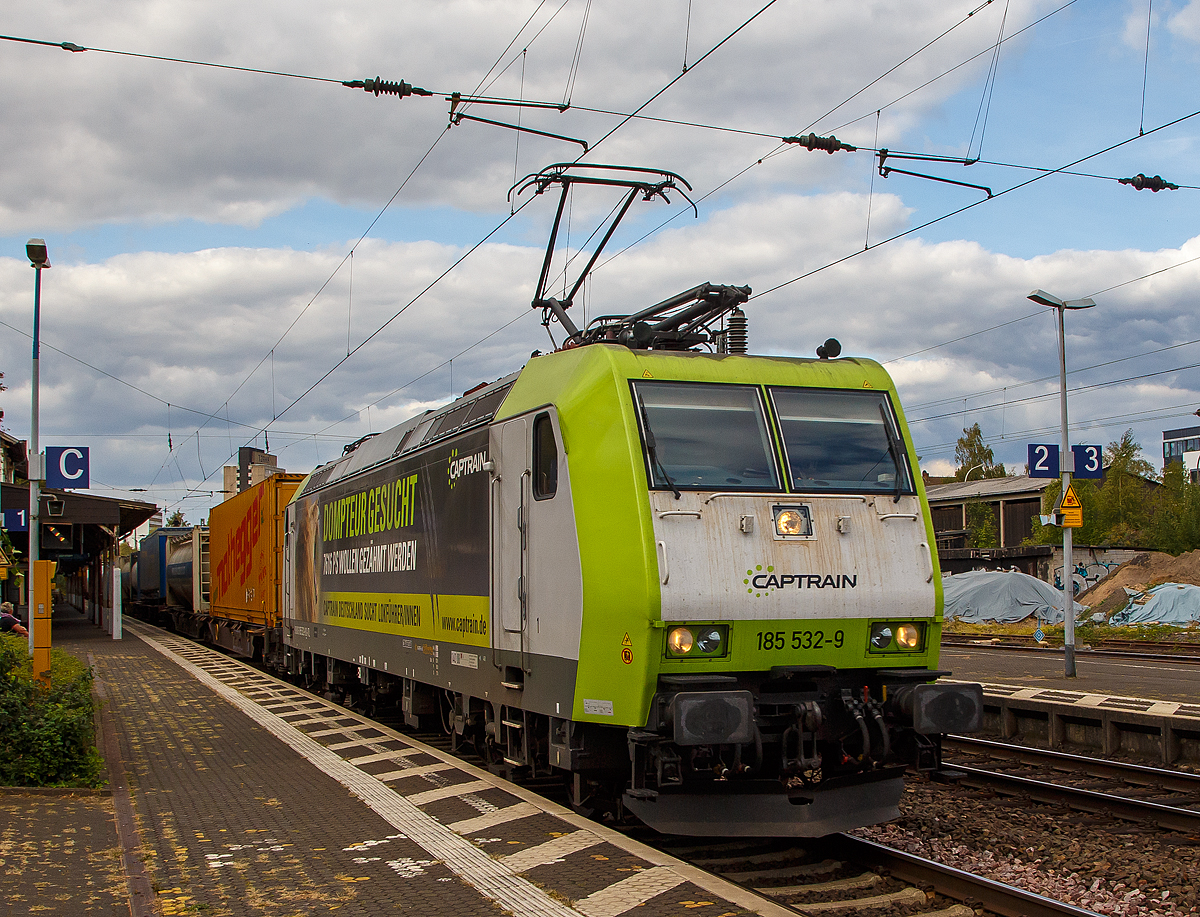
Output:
(637, 394), (681, 500)
(878, 403), (906, 504)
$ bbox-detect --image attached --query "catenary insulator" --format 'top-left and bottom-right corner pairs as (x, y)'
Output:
(342, 77), (433, 98)
(1119, 173), (1179, 192)
(726, 308), (748, 354)
(782, 132), (857, 154)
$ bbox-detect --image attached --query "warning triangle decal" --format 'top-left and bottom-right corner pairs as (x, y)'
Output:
(1061, 484), (1082, 509)
(621, 633), (633, 647)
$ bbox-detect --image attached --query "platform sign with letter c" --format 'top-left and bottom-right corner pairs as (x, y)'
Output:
(45, 446), (90, 489)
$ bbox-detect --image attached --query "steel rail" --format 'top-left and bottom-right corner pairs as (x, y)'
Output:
(832, 835), (1104, 917)
(945, 764), (1200, 832)
(945, 735), (1200, 792)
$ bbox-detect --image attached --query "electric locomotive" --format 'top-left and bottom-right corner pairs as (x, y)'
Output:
(279, 281), (981, 837)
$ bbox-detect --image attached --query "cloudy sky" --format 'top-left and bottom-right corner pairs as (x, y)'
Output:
(2, 0), (1199, 521)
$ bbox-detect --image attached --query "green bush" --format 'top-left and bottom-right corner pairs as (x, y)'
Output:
(0, 635), (105, 787)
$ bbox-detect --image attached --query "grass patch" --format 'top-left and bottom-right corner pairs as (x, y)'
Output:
(0, 635), (106, 788)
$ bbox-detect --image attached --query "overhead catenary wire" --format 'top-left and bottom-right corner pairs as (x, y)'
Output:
(152, 0), (602, 497)
(1140, 0), (1153, 135)
(966, 0), (1010, 162)
(562, 0), (592, 106)
(148, 1), (777, 507)
(139, 3), (601, 506)
(144, 122), (451, 493)
(748, 103), (1200, 305)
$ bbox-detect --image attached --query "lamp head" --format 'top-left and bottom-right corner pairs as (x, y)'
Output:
(1027, 289), (1063, 308)
(1028, 289), (1096, 310)
(26, 239), (50, 269)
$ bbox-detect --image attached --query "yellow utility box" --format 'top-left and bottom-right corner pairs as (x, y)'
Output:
(32, 559), (56, 687)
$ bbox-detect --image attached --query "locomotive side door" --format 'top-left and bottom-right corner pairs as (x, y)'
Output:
(492, 416), (530, 655)
(491, 409), (584, 674)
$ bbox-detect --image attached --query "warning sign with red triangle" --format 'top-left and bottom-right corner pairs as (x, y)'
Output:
(1059, 483), (1083, 527)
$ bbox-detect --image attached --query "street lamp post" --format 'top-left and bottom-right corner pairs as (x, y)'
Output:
(1028, 289), (1095, 678)
(26, 239), (50, 656)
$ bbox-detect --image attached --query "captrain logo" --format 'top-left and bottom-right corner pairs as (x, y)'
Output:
(447, 447), (489, 489)
(744, 564), (858, 597)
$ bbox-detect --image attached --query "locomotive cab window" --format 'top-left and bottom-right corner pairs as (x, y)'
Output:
(532, 413), (558, 500)
(632, 381), (779, 491)
(768, 388), (914, 495)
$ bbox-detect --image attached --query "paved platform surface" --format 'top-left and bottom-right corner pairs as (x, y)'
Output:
(0, 790), (128, 916)
(942, 643), (1200, 706)
(16, 608), (782, 917)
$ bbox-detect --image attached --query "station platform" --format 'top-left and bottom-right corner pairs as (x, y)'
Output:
(6, 608), (785, 917)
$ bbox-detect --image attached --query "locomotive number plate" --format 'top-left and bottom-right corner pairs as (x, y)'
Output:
(756, 629), (845, 651)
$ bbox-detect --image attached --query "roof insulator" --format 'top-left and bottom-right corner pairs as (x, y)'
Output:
(1119, 173), (1179, 192)
(782, 132), (857, 153)
(342, 77), (433, 98)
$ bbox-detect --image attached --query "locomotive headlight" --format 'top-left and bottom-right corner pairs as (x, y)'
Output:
(695, 628), (723, 654)
(668, 627), (695, 654)
(869, 624), (893, 650)
(896, 623), (922, 650)
(773, 506), (812, 537)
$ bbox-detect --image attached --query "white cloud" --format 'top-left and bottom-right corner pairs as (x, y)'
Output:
(4, 187), (1200, 519)
(0, 0), (1040, 232)
(1167, 0), (1200, 42)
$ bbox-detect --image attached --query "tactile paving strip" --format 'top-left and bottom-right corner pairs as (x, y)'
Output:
(126, 621), (787, 917)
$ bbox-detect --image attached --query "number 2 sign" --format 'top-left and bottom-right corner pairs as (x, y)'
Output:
(1027, 444), (1060, 478)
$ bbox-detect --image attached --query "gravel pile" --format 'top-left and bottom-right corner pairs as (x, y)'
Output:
(853, 779), (1200, 916)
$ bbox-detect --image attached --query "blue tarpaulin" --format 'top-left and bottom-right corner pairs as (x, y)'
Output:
(1108, 583), (1200, 626)
(943, 569), (1085, 625)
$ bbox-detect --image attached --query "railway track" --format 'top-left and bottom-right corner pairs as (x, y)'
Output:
(942, 634), (1200, 662)
(655, 833), (1101, 917)
(942, 735), (1200, 832)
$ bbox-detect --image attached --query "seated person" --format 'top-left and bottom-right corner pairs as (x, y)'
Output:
(0, 601), (28, 638)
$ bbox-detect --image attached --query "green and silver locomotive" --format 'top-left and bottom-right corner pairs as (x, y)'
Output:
(281, 278), (981, 836)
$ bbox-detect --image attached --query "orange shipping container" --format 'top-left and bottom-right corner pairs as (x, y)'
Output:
(209, 474), (304, 627)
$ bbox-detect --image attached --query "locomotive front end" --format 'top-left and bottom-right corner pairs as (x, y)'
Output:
(615, 354), (982, 836)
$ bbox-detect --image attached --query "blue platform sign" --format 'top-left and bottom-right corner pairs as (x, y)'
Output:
(1071, 444), (1104, 479)
(45, 446), (90, 489)
(1028, 443), (1060, 478)
(1029, 443), (1103, 478)
(2, 509), (28, 531)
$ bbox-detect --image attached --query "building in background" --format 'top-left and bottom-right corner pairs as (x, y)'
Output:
(1162, 425), (1200, 482)
(924, 475), (1056, 578)
(222, 447), (282, 498)
(0, 431), (27, 483)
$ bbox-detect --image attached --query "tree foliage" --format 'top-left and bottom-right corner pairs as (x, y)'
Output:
(1026, 429), (1200, 555)
(954, 423), (1006, 481)
(167, 510), (186, 527)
